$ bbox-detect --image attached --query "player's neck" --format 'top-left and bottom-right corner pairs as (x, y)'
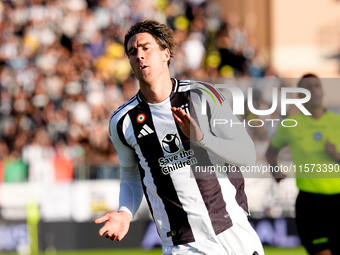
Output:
(310, 106), (325, 119)
(139, 76), (173, 104)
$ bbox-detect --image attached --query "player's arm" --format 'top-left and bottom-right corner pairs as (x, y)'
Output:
(95, 117), (143, 241)
(196, 125), (256, 166)
(94, 164), (143, 241)
(265, 117), (291, 183)
(172, 95), (256, 166)
(326, 140), (340, 162)
(265, 145), (279, 165)
(198, 90), (256, 166)
(265, 145), (286, 183)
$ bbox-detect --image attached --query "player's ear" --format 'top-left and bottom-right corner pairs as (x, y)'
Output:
(163, 48), (170, 63)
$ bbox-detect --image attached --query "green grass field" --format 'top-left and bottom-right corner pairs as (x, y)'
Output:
(1, 246), (307, 255)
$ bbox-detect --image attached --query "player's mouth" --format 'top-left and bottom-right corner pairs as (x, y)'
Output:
(139, 65), (148, 70)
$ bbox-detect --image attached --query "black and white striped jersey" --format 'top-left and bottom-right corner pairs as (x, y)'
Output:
(109, 78), (256, 246)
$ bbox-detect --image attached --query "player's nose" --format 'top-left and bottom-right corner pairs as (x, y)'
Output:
(136, 49), (145, 60)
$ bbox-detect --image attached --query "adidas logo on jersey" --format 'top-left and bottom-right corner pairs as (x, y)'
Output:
(138, 124), (154, 138)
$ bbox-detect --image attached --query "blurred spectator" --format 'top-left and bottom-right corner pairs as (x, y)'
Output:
(181, 32), (206, 71)
(3, 150), (28, 182)
(0, 140), (9, 182)
(22, 128), (55, 183)
(53, 139), (74, 183)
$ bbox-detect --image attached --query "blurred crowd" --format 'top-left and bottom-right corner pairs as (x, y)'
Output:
(0, 0), (272, 183)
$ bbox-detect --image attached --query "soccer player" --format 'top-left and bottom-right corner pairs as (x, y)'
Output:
(95, 20), (264, 254)
(266, 74), (340, 255)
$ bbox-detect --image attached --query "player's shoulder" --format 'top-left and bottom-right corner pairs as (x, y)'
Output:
(109, 93), (139, 126)
(176, 79), (214, 91)
(284, 112), (304, 121)
(325, 109), (340, 118)
(291, 110), (340, 120)
(176, 78), (226, 104)
(324, 109), (340, 123)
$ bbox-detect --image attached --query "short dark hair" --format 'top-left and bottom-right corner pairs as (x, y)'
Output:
(124, 20), (176, 66)
(298, 73), (319, 87)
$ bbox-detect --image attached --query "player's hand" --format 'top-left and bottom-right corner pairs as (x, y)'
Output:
(272, 171), (286, 183)
(171, 107), (203, 141)
(326, 141), (340, 161)
(94, 211), (132, 241)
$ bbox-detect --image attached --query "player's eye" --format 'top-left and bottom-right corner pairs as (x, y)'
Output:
(128, 49), (136, 56)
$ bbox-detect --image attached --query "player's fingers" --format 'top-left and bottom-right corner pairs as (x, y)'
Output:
(99, 225), (109, 236)
(105, 232), (118, 241)
(171, 107), (180, 117)
(176, 107), (187, 117)
(173, 108), (190, 123)
(171, 107), (183, 115)
(104, 232), (115, 241)
(183, 112), (191, 122)
(172, 112), (182, 124)
(115, 231), (126, 242)
(172, 109), (184, 122)
(176, 107), (191, 122)
(110, 235), (117, 241)
(94, 215), (108, 224)
(104, 228), (116, 238)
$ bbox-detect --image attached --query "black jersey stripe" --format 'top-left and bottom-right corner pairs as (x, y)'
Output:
(128, 101), (194, 245)
(137, 161), (159, 236)
(170, 91), (233, 236)
(111, 95), (138, 119)
(109, 95), (137, 138)
(227, 165), (249, 214)
(116, 113), (133, 149)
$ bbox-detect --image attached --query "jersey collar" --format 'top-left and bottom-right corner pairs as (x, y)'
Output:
(137, 78), (180, 103)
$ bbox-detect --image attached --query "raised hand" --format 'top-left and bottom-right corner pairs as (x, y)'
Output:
(171, 107), (203, 142)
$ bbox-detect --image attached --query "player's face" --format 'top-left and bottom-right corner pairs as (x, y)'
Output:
(299, 78), (323, 109)
(127, 33), (170, 85)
